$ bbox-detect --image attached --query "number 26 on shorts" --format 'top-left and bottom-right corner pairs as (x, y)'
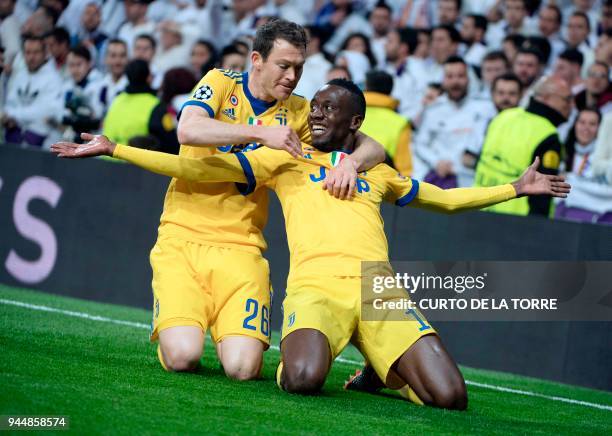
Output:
(242, 298), (270, 337)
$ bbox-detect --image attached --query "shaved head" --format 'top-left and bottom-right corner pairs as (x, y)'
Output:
(533, 76), (572, 119)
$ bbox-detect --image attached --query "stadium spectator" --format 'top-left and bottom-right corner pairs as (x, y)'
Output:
(566, 11), (595, 71)
(554, 49), (585, 95)
(367, 1), (392, 67)
(294, 26), (332, 100)
(318, 0), (370, 55)
(412, 82), (443, 128)
(3, 35), (63, 148)
(340, 32), (377, 69)
(326, 64), (351, 81)
(428, 24), (462, 81)
(502, 33), (526, 63)
(562, 0), (600, 41)
(220, 44), (247, 72)
(190, 40), (217, 78)
(148, 67), (197, 154)
(413, 28), (432, 60)
(99, 39), (129, 114)
(133, 33), (156, 63)
(594, 30), (612, 67)
(174, 0), (215, 46)
(575, 62), (612, 114)
(437, 0), (461, 27)
(601, 0), (612, 34)
(61, 45), (104, 141)
(460, 14), (488, 69)
(513, 46), (544, 103)
(475, 76), (572, 216)
(103, 59), (159, 145)
(592, 111), (612, 182)
(555, 108), (612, 224)
(0, 0), (20, 65)
(72, 2), (108, 70)
(486, 0), (537, 50)
(475, 50), (510, 99)
(334, 50), (369, 88)
(413, 56), (496, 188)
(20, 5), (56, 38)
(45, 26), (70, 78)
(491, 72), (523, 112)
(359, 70), (412, 175)
(117, 0), (155, 54)
(538, 3), (565, 69)
(463, 72), (524, 170)
(151, 21), (190, 79)
(397, 0), (436, 28)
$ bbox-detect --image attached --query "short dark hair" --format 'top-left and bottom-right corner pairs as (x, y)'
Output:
(135, 33), (156, 50)
(542, 4), (562, 26)
(397, 27), (418, 54)
(441, 0), (462, 10)
(22, 34), (45, 47)
(503, 33), (526, 48)
(220, 44), (244, 59)
(483, 50), (510, 68)
(523, 36), (551, 64)
(253, 18), (307, 60)
(125, 59), (150, 84)
(47, 26), (70, 45)
(327, 78), (366, 118)
(69, 45), (91, 62)
(492, 72), (523, 93)
(571, 11), (591, 32)
(107, 38), (127, 48)
(516, 46), (545, 65)
(433, 24), (462, 44)
(328, 65), (351, 80)
(365, 70), (394, 95)
(559, 48), (584, 67)
(468, 14), (488, 32)
(443, 55), (466, 66)
(371, 0), (391, 14)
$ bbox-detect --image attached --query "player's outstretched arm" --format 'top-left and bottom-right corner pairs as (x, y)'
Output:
(51, 133), (248, 184)
(323, 132), (386, 200)
(412, 157), (571, 214)
(178, 106), (302, 157)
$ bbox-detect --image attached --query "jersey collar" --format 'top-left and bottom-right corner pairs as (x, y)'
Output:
(242, 72), (277, 116)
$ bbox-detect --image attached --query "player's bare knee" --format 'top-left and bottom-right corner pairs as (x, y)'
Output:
(429, 378), (467, 410)
(282, 360), (327, 394)
(162, 343), (202, 372)
(222, 353), (262, 381)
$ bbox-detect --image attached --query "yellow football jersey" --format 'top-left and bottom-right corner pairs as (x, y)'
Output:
(113, 144), (516, 276)
(158, 68), (311, 252)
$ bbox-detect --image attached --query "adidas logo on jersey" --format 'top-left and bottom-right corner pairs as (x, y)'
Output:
(222, 108), (236, 120)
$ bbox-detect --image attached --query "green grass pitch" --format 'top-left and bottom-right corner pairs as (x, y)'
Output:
(1, 284), (611, 435)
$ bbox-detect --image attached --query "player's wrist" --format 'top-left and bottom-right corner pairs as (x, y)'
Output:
(510, 181), (523, 197)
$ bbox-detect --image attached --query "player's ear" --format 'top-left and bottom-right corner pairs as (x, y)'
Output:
(251, 51), (263, 69)
(350, 114), (363, 131)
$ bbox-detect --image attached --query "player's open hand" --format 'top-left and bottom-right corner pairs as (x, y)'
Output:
(51, 133), (116, 158)
(512, 157), (571, 198)
(259, 126), (302, 158)
(323, 157), (358, 200)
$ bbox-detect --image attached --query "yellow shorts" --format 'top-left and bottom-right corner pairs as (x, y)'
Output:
(149, 235), (272, 346)
(281, 276), (435, 383)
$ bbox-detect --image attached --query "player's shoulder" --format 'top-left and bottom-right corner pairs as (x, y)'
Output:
(284, 92), (310, 111)
(198, 68), (244, 87)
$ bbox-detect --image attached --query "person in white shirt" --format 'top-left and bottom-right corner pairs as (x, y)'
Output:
(3, 35), (63, 148)
(566, 11), (595, 75)
(553, 48), (585, 95)
(99, 38), (128, 115)
(174, 0), (216, 46)
(412, 56), (496, 188)
(473, 50), (510, 99)
(61, 45), (105, 140)
(486, 0), (538, 49)
(0, 0), (21, 65)
(151, 20), (190, 79)
(293, 25), (331, 99)
(117, 0), (156, 54)
(368, 1), (392, 68)
(460, 14), (489, 69)
(538, 3), (567, 71)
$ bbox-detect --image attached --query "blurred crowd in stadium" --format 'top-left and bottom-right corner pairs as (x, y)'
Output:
(0, 0), (611, 223)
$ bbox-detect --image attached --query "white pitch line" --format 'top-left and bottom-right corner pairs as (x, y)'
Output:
(1, 297), (611, 412)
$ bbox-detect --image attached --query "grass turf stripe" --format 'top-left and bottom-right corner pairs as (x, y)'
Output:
(1, 296), (611, 413)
